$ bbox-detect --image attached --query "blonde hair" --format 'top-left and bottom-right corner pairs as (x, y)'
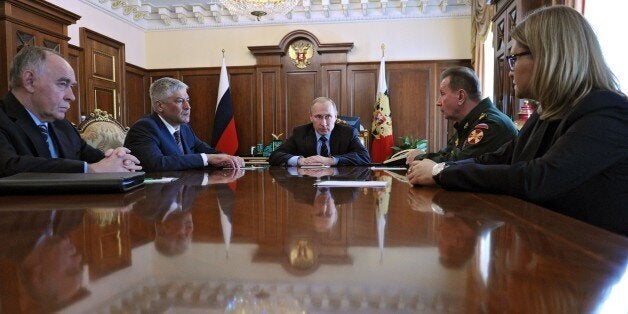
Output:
(511, 5), (622, 120)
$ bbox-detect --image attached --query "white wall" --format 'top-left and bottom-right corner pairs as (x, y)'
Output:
(145, 17), (472, 68)
(586, 1), (628, 93)
(45, 1), (471, 69)
(46, 0), (147, 67)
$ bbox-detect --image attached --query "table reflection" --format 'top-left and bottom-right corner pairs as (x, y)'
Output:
(0, 210), (88, 312)
(0, 167), (624, 313)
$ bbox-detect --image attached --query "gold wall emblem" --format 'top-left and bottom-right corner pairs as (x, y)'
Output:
(288, 42), (314, 69)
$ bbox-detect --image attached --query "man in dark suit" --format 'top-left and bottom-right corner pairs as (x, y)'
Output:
(0, 46), (141, 178)
(269, 97), (370, 166)
(124, 77), (244, 172)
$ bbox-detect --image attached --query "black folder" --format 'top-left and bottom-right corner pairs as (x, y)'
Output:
(0, 172), (145, 194)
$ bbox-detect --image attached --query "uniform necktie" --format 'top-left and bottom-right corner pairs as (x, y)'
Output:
(173, 130), (184, 153)
(319, 137), (329, 157)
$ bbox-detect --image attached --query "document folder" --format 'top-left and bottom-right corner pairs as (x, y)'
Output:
(0, 172), (145, 194)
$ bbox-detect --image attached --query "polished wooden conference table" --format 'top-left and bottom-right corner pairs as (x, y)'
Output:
(0, 167), (626, 313)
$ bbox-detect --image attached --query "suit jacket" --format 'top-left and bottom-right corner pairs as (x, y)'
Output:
(0, 92), (104, 177)
(269, 123), (370, 166)
(124, 112), (221, 172)
(439, 90), (628, 236)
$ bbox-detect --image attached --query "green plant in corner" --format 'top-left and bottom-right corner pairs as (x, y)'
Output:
(392, 135), (428, 153)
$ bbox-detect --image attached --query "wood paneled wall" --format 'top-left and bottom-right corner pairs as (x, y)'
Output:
(121, 30), (470, 157)
(124, 59), (468, 157)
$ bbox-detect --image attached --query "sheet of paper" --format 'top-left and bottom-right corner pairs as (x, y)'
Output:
(144, 177), (178, 184)
(300, 165), (331, 169)
(223, 166), (268, 170)
(370, 166), (407, 171)
(314, 180), (388, 187)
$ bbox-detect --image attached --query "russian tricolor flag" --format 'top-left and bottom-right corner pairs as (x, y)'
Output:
(211, 57), (239, 155)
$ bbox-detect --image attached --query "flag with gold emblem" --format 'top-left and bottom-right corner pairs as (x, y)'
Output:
(370, 56), (393, 163)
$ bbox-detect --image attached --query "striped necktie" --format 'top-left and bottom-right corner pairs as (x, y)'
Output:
(173, 130), (184, 153)
(38, 123), (57, 157)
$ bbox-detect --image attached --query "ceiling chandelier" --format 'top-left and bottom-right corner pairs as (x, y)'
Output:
(221, 0), (300, 20)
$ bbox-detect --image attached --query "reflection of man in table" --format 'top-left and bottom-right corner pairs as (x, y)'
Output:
(21, 234), (83, 309)
(132, 170), (243, 255)
(0, 210), (86, 312)
(406, 188), (502, 269)
(269, 167), (368, 231)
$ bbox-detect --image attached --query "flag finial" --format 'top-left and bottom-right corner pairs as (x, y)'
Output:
(381, 43), (385, 58)
(221, 49), (225, 58)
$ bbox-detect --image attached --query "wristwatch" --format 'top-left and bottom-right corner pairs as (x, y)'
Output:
(431, 162), (447, 180)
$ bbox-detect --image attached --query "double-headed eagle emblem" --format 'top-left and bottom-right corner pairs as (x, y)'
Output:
(288, 42), (313, 69)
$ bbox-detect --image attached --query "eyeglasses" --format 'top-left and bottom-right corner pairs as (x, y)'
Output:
(505, 51), (531, 70)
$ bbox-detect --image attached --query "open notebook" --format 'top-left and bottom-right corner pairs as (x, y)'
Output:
(0, 172), (145, 194)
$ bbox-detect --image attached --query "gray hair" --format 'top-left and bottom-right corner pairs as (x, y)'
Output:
(150, 77), (188, 110)
(310, 96), (338, 114)
(440, 66), (482, 101)
(9, 46), (62, 89)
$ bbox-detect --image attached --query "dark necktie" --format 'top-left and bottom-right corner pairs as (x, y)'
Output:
(173, 130), (184, 153)
(38, 124), (49, 142)
(319, 137), (329, 157)
(38, 123), (57, 157)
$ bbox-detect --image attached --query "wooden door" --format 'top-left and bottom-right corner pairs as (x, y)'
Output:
(80, 28), (126, 126)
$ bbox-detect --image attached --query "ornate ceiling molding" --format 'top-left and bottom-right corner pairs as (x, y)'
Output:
(81, 0), (471, 30)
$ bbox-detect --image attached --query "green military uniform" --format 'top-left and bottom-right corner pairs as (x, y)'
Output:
(416, 98), (518, 163)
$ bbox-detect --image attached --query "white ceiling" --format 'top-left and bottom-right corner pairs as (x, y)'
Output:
(83, 0), (471, 30)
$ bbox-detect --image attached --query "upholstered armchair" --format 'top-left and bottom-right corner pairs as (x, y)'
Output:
(77, 109), (128, 152)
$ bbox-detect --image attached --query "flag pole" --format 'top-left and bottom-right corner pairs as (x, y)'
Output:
(222, 48), (225, 58)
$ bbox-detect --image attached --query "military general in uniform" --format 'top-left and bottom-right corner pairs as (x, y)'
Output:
(405, 67), (517, 164)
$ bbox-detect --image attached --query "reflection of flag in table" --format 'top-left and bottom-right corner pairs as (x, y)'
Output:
(216, 184), (235, 258)
(374, 172), (392, 263)
(370, 56), (393, 163)
(211, 57), (238, 155)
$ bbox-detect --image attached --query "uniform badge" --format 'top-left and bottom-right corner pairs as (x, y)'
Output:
(467, 128), (485, 145)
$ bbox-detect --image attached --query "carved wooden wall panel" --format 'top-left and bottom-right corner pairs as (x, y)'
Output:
(80, 28), (126, 125)
(257, 68), (281, 146)
(0, 0), (78, 95)
(321, 66), (346, 114)
(67, 44), (84, 125)
(93, 87), (117, 120)
(347, 64), (378, 128)
(229, 68), (257, 152)
(181, 72), (219, 145)
(125, 63), (149, 124)
(387, 64), (432, 150)
(285, 71), (318, 130)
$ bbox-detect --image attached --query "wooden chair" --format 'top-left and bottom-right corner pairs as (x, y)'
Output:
(77, 109), (128, 152)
